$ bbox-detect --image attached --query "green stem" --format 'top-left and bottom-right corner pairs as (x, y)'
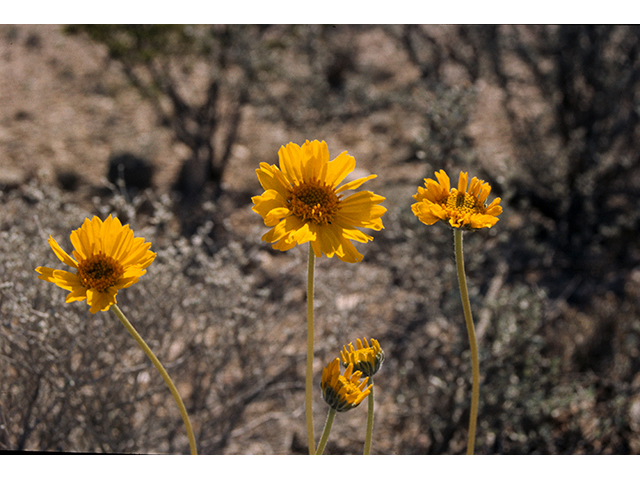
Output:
(364, 377), (374, 455)
(315, 407), (336, 455)
(453, 229), (479, 455)
(110, 304), (197, 455)
(306, 245), (316, 455)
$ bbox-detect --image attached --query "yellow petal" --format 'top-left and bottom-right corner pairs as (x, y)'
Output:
(434, 170), (450, 193)
(35, 266), (58, 284)
(278, 142), (303, 185)
(468, 177), (482, 197)
(115, 272), (141, 290)
(338, 226), (374, 244)
(120, 238), (154, 267)
(458, 171), (468, 193)
(111, 225), (135, 262)
(256, 163), (290, 197)
(470, 214), (499, 229)
(478, 182), (491, 204)
(65, 286), (88, 303)
(337, 191), (387, 228)
(325, 151), (355, 188)
(102, 215), (126, 257)
(47, 236), (78, 268)
(262, 215), (315, 248)
(71, 218), (92, 260)
(252, 189), (290, 227)
(485, 198), (502, 216)
(86, 288), (117, 314)
(300, 140), (329, 181)
(53, 270), (84, 290)
(335, 174), (376, 193)
(316, 223), (363, 263)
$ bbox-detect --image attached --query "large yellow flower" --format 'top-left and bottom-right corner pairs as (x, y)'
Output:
(321, 358), (372, 412)
(36, 215), (156, 314)
(411, 170), (502, 229)
(252, 140), (386, 263)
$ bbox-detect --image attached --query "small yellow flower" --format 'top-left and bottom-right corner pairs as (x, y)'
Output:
(341, 338), (385, 377)
(411, 170), (502, 230)
(252, 140), (386, 263)
(321, 358), (372, 412)
(36, 215), (156, 314)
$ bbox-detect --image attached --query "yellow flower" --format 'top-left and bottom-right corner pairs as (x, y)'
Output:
(341, 338), (384, 377)
(321, 358), (372, 412)
(411, 170), (502, 230)
(36, 215), (156, 314)
(252, 140), (386, 263)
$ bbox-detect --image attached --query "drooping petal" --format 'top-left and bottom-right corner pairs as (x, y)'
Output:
(47, 236), (78, 268)
(35, 266), (60, 284)
(65, 286), (88, 303)
(86, 287), (117, 314)
(411, 201), (443, 225)
(252, 189), (290, 227)
(262, 215), (316, 249)
(256, 163), (291, 197)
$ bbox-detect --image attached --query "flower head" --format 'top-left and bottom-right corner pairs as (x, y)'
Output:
(411, 170), (502, 230)
(252, 140), (386, 263)
(321, 358), (372, 412)
(341, 338), (384, 377)
(36, 215), (156, 314)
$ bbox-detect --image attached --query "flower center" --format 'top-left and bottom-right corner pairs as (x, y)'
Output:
(352, 348), (374, 363)
(77, 253), (124, 291)
(445, 190), (482, 215)
(336, 376), (360, 397)
(288, 180), (340, 225)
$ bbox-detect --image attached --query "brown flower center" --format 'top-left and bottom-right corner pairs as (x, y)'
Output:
(288, 180), (340, 225)
(77, 253), (124, 291)
(445, 190), (482, 215)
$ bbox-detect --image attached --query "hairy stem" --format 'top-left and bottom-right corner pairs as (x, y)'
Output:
(364, 377), (375, 455)
(306, 246), (316, 455)
(110, 304), (197, 455)
(315, 407), (336, 455)
(454, 229), (480, 455)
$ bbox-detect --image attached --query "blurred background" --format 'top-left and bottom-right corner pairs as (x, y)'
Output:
(1, 24), (640, 454)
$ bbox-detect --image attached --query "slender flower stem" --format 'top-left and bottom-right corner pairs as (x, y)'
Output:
(110, 304), (197, 455)
(364, 377), (375, 454)
(453, 229), (480, 455)
(316, 407), (337, 455)
(306, 245), (316, 455)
